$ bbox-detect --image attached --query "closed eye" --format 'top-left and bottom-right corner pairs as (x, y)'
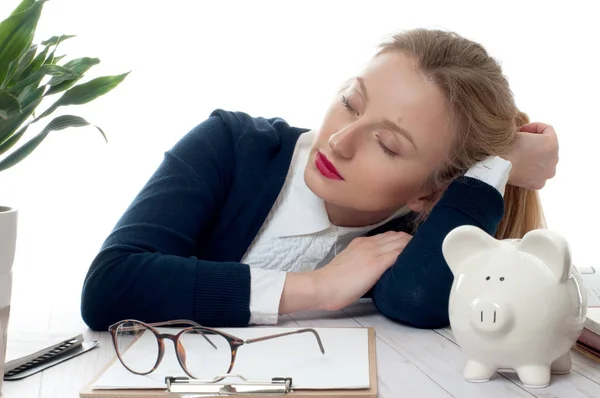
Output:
(378, 140), (397, 157)
(341, 95), (358, 116)
(341, 95), (349, 108)
(341, 95), (397, 158)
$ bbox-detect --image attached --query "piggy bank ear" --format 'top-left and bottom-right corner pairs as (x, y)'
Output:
(442, 225), (498, 276)
(517, 229), (572, 283)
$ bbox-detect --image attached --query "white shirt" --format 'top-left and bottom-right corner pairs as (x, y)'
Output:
(241, 130), (512, 325)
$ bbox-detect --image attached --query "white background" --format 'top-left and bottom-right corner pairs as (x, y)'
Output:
(0, 0), (598, 330)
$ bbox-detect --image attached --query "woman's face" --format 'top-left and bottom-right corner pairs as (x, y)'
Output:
(305, 51), (455, 219)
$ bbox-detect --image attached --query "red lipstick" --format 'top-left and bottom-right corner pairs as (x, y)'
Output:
(315, 151), (344, 180)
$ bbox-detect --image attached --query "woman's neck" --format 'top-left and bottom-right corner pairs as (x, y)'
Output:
(325, 201), (396, 228)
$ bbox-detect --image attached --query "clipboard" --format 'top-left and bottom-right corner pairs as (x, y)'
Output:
(79, 327), (377, 397)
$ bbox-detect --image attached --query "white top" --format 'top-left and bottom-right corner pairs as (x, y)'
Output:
(241, 130), (512, 325)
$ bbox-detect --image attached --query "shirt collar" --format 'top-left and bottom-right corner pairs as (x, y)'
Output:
(263, 130), (411, 239)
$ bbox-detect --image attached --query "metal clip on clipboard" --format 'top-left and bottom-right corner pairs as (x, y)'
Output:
(165, 373), (293, 396)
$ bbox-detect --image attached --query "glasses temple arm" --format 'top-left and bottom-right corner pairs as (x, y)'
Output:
(244, 328), (325, 354)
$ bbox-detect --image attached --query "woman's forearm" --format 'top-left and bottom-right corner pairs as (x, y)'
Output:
(278, 272), (322, 315)
(371, 176), (505, 328)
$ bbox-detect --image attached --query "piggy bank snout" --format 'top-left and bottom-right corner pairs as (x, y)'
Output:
(470, 299), (513, 333)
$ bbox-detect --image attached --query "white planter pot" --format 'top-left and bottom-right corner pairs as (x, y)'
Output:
(0, 207), (17, 395)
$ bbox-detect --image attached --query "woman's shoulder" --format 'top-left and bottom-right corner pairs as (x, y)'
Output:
(206, 108), (307, 147)
(167, 109), (308, 180)
(171, 109), (306, 158)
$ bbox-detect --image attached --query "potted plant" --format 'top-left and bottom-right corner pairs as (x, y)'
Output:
(0, 0), (128, 390)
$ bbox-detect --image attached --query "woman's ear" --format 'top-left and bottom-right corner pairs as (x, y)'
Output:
(406, 195), (430, 213)
(406, 186), (447, 213)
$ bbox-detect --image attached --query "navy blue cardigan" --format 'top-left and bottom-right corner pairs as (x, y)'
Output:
(80, 109), (505, 331)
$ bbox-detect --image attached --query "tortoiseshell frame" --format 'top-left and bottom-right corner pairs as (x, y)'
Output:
(108, 319), (325, 382)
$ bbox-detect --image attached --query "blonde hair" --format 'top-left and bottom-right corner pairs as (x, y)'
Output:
(377, 28), (545, 239)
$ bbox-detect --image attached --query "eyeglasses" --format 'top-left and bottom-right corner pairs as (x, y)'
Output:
(108, 319), (325, 381)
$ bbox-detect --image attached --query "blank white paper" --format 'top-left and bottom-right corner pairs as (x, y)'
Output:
(93, 327), (370, 390)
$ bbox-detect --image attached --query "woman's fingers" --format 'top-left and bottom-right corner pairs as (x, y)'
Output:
(375, 232), (412, 256)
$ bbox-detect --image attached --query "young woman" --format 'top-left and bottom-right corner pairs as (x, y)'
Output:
(80, 29), (558, 331)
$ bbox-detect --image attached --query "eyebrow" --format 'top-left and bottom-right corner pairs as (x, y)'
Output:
(355, 77), (418, 151)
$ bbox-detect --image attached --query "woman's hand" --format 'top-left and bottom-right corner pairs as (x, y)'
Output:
(312, 231), (412, 311)
(505, 122), (559, 190)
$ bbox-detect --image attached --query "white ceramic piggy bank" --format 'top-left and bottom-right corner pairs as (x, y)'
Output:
(442, 225), (587, 389)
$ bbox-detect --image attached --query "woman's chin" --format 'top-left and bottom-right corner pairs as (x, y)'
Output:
(304, 166), (340, 196)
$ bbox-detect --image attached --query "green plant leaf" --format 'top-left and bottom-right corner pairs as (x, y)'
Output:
(41, 34), (75, 46)
(46, 57), (100, 95)
(0, 124), (28, 154)
(2, 60), (20, 91)
(6, 21), (73, 88)
(0, 88), (42, 144)
(50, 54), (66, 64)
(2, 49), (28, 90)
(9, 44), (38, 84)
(44, 34), (74, 65)
(18, 85), (44, 110)
(0, 92), (21, 116)
(36, 71), (129, 121)
(0, 114), (106, 172)
(1, 40), (39, 91)
(0, 0), (45, 86)
(10, 0), (36, 16)
(0, 97), (42, 145)
(41, 65), (80, 86)
(9, 64), (79, 92)
(0, 110), (7, 120)
(19, 44), (48, 81)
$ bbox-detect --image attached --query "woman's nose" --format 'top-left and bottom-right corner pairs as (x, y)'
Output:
(328, 127), (359, 159)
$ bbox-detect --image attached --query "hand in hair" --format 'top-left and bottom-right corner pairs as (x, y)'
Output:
(504, 122), (559, 190)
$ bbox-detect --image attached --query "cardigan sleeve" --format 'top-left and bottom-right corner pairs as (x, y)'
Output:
(80, 114), (252, 331)
(370, 176), (506, 329)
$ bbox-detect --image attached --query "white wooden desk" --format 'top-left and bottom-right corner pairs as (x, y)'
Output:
(3, 298), (600, 398)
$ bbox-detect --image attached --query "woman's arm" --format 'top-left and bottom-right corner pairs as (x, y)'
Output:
(370, 157), (511, 329)
(81, 114), (250, 331)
